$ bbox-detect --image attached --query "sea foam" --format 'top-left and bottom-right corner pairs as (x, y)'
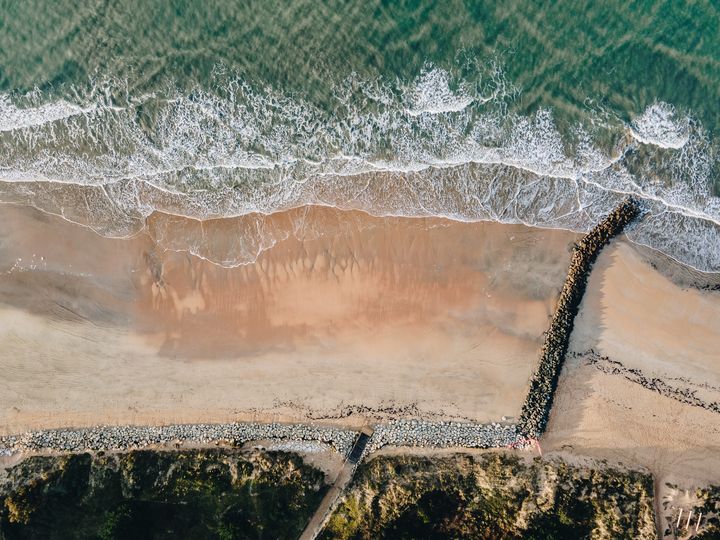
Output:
(630, 102), (690, 149)
(0, 95), (93, 132)
(0, 66), (718, 272)
(405, 67), (474, 116)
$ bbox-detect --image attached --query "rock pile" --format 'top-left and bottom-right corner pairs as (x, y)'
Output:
(517, 198), (641, 439)
(367, 420), (520, 452)
(0, 422), (357, 457)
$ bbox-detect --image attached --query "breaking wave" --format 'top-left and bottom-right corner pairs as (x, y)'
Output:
(630, 102), (690, 149)
(0, 64), (718, 272)
(0, 96), (92, 132)
(405, 67), (475, 116)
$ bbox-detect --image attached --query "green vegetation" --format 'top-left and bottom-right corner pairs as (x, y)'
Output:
(0, 448), (665, 538)
(0, 449), (327, 540)
(321, 452), (656, 540)
(690, 485), (720, 539)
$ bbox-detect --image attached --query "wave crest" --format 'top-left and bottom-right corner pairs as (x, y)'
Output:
(630, 102), (690, 149)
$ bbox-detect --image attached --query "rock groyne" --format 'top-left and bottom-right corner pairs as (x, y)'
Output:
(517, 198), (641, 440)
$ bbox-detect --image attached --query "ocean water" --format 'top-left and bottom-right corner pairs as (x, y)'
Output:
(1, 0), (719, 271)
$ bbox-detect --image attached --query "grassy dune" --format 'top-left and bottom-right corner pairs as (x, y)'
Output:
(0, 449), (327, 540)
(322, 452), (656, 540)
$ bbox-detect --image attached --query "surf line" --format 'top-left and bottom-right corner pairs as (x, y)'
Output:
(517, 197), (642, 440)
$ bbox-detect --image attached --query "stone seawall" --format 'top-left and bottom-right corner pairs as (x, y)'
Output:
(367, 420), (519, 452)
(517, 198), (641, 439)
(0, 420), (522, 459)
(0, 423), (358, 457)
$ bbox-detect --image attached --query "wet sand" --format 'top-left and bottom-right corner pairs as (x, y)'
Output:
(0, 204), (576, 434)
(544, 241), (720, 486)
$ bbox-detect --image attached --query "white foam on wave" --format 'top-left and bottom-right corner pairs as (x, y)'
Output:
(629, 102), (690, 149)
(404, 67), (474, 116)
(0, 94), (95, 132)
(0, 68), (718, 272)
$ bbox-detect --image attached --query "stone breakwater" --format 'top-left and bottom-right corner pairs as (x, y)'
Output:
(367, 420), (520, 453)
(517, 198), (642, 440)
(0, 423), (357, 458)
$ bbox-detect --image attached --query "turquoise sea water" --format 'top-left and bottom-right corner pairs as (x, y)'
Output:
(0, 1), (719, 270)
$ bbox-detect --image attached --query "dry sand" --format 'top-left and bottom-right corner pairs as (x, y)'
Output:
(0, 204), (576, 435)
(544, 241), (720, 488)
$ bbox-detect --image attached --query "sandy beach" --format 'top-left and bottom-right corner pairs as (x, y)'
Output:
(0, 204), (576, 434)
(5, 200), (720, 495)
(544, 241), (720, 486)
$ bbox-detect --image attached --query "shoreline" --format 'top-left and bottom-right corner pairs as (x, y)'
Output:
(4, 198), (720, 281)
(0, 201), (646, 476)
